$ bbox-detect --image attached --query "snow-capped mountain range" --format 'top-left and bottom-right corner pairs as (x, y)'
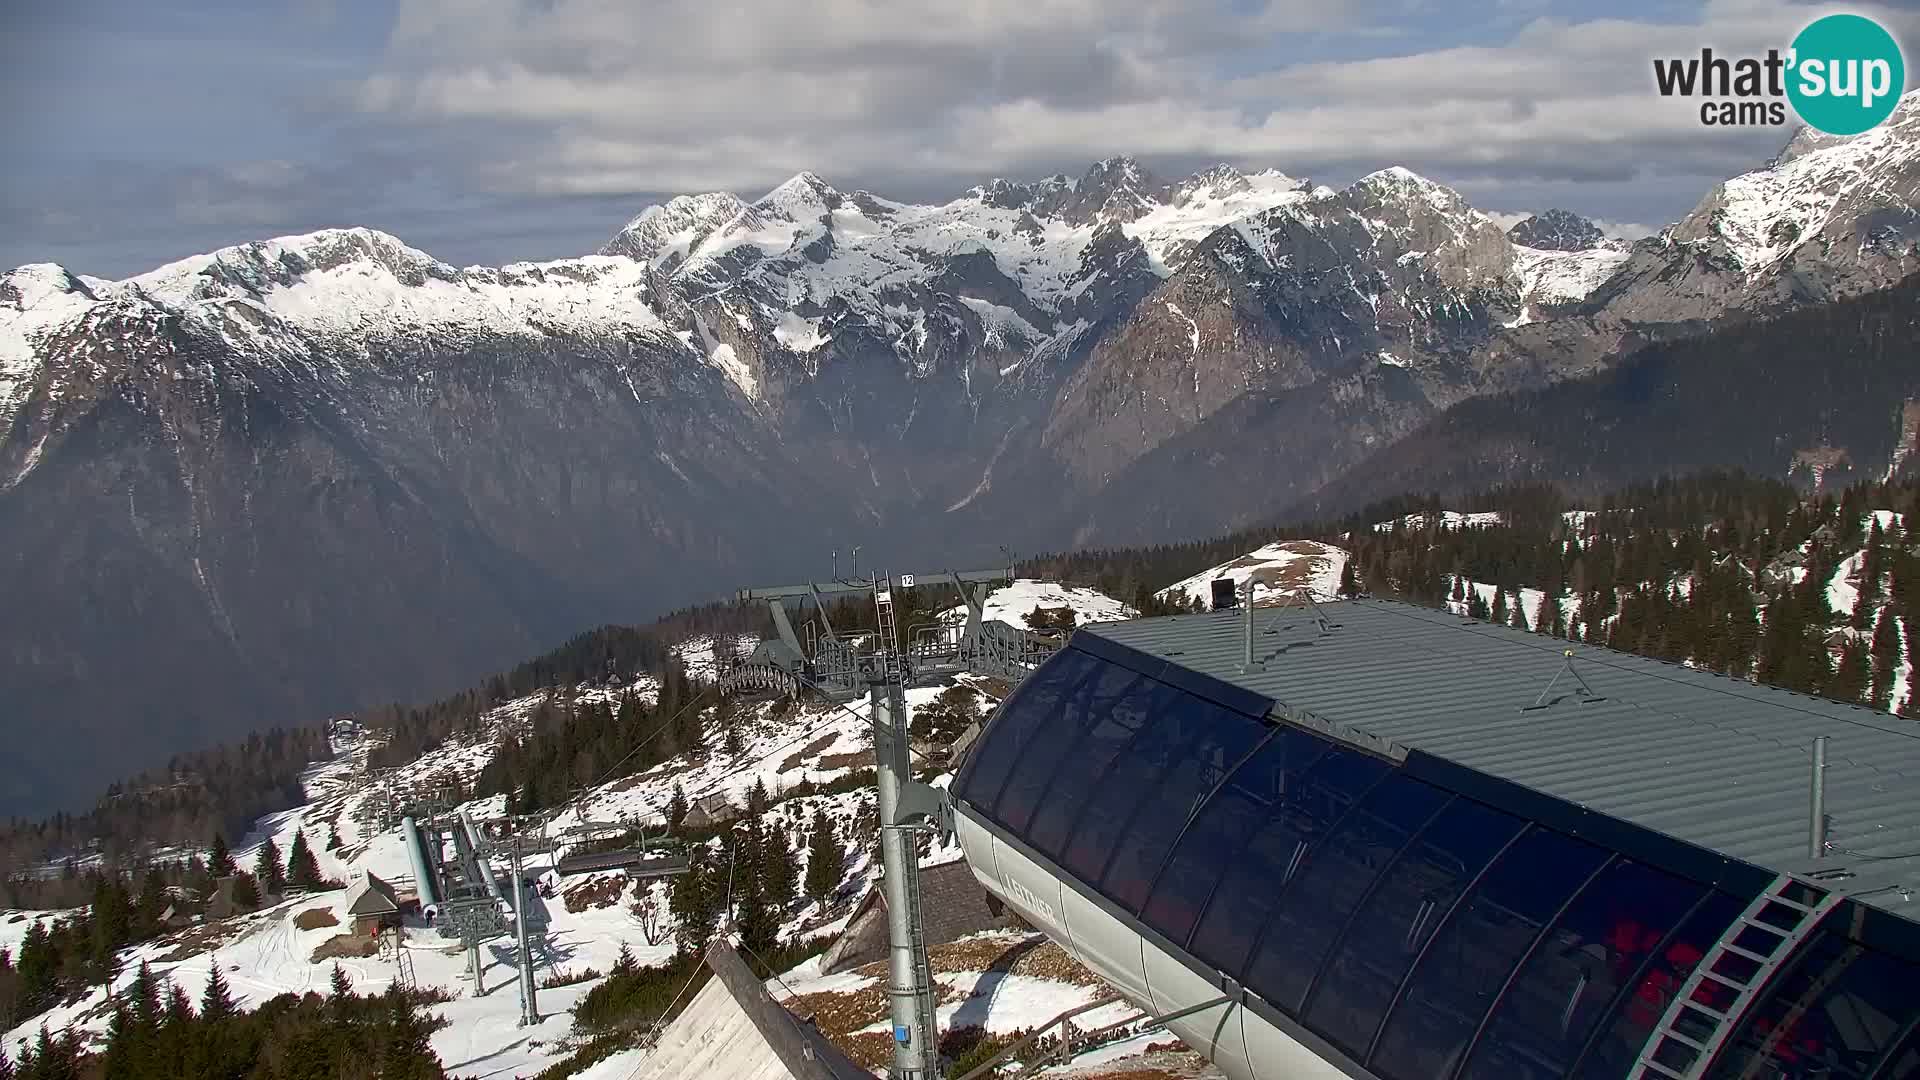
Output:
(3, 94), (1918, 818)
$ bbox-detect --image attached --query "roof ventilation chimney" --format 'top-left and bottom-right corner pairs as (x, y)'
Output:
(1809, 736), (1829, 860)
(1241, 578), (1257, 672)
(1211, 578), (1239, 611)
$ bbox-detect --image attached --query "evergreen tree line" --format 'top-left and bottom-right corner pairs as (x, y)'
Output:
(663, 779), (809, 959)
(14, 470), (1915, 927)
(472, 665), (712, 814)
(1, 828), (338, 1037)
(0, 728), (328, 892)
(366, 603), (768, 770)
(1332, 475), (1920, 713)
(1, 962), (447, 1080)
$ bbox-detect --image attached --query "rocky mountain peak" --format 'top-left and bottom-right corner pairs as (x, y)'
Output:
(1508, 209), (1608, 252)
(130, 227), (455, 307)
(967, 173), (1077, 216)
(759, 170), (844, 216)
(1062, 155), (1168, 224)
(1, 263), (97, 311)
(1771, 88), (1920, 166)
(601, 191), (751, 266)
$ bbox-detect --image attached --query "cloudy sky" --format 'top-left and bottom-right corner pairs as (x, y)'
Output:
(2, 0), (1914, 277)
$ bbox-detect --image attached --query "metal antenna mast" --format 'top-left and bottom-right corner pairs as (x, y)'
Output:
(727, 559), (1060, 1080)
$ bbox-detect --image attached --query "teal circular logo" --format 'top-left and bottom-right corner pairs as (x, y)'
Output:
(1787, 14), (1905, 135)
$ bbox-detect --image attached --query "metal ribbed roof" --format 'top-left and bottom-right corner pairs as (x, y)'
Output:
(1083, 599), (1920, 918)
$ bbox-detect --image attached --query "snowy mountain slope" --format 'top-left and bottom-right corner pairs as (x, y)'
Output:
(1036, 167), (1527, 491)
(1508, 244), (1631, 321)
(937, 579), (1139, 629)
(1592, 89), (1920, 325)
(1156, 541), (1350, 608)
(7, 122), (1920, 815)
(4, 589), (1167, 1076)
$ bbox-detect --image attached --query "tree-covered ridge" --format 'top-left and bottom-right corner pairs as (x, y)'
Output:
(0, 728), (327, 892)
(2, 962), (448, 1080)
(1330, 475), (1920, 713)
(10, 472), (1917, 920)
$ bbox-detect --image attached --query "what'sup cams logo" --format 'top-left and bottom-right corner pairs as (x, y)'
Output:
(1654, 13), (1906, 135)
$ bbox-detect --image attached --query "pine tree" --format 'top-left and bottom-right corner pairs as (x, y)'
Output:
(326, 824), (344, 852)
(200, 966), (234, 1023)
(208, 833), (235, 879)
(330, 963), (353, 1001)
(379, 983), (445, 1080)
(1510, 591), (1531, 632)
(135, 872), (168, 936)
(747, 778), (768, 818)
(285, 829), (323, 890)
(254, 837), (286, 899)
(16, 923), (56, 1016)
(1870, 607), (1900, 711)
(0, 1041), (12, 1080)
(668, 846), (720, 957)
(612, 944), (636, 977)
(102, 999), (136, 1080)
(803, 810), (844, 906)
(1490, 586), (1508, 627)
(765, 825), (799, 910)
(230, 872), (260, 911)
(1338, 562), (1360, 598)
(667, 785), (689, 833)
(1830, 639), (1870, 704)
(131, 962), (162, 1031)
(165, 984), (195, 1026)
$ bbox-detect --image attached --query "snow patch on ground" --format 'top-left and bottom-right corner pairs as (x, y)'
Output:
(957, 297), (1045, 350)
(940, 579), (1137, 629)
(1511, 244), (1629, 307)
(773, 309), (830, 352)
(1158, 541), (1349, 607)
(1372, 509), (1506, 532)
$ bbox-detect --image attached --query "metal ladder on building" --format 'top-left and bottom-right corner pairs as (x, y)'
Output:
(898, 846), (940, 1070)
(1631, 874), (1840, 1080)
(874, 574), (942, 1076)
(874, 573), (904, 683)
(386, 926), (419, 991)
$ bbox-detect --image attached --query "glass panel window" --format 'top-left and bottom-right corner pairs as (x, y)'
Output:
(990, 656), (1138, 835)
(1138, 727), (1327, 947)
(1573, 889), (1744, 1080)
(1303, 797), (1526, 1059)
(1708, 931), (1920, 1080)
(1021, 670), (1167, 857)
(1058, 685), (1256, 889)
(1244, 773), (1449, 1013)
(1371, 826), (1608, 1080)
(1459, 860), (1705, 1080)
(954, 648), (1100, 818)
(1186, 748), (1389, 978)
(1096, 695), (1266, 913)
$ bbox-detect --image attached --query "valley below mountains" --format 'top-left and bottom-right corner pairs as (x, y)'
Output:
(5, 94), (1920, 815)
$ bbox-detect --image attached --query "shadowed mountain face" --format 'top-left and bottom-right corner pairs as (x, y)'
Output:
(6, 97), (1920, 815)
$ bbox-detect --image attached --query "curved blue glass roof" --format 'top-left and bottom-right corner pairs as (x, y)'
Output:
(952, 635), (1920, 1080)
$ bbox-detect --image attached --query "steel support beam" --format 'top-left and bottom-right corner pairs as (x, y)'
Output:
(873, 679), (941, 1079)
(738, 568), (1011, 602)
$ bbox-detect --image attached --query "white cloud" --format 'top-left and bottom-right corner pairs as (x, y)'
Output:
(348, 0), (1920, 232)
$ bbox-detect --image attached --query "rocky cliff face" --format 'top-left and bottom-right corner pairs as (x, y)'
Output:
(7, 97), (1920, 813)
(1507, 209), (1610, 252)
